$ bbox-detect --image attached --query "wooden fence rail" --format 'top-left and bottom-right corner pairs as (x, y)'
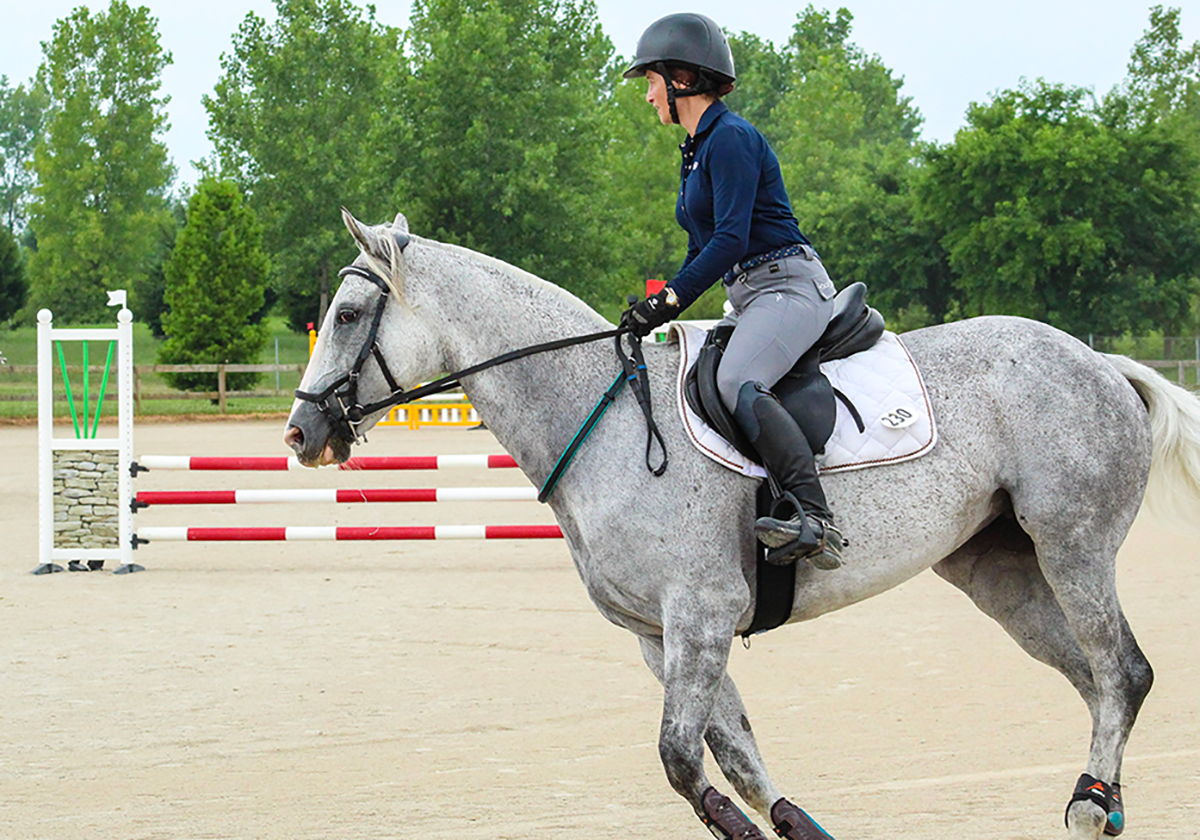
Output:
(0, 363), (306, 413)
(1141, 359), (1200, 384)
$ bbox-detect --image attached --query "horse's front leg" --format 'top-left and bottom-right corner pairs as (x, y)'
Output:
(653, 597), (771, 840)
(641, 636), (837, 840)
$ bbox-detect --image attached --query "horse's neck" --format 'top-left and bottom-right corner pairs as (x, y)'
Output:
(424, 248), (615, 484)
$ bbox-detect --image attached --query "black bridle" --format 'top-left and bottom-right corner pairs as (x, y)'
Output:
(293, 263), (413, 444)
(293, 262), (642, 450)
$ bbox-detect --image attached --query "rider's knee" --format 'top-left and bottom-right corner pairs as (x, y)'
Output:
(716, 367), (748, 413)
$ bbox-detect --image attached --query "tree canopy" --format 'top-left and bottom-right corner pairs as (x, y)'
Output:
(0, 77), (47, 234)
(399, 0), (623, 308)
(204, 0), (406, 330)
(920, 82), (1200, 334)
(0, 223), (25, 324)
(25, 0), (174, 324)
(6, 1), (1199, 339)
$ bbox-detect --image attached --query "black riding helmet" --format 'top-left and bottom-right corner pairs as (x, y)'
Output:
(624, 12), (736, 125)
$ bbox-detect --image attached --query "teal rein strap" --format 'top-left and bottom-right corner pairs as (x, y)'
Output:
(538, 371), (627, 503)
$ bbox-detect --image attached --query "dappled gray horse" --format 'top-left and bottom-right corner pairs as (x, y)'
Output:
(285, 211), (1200, 840)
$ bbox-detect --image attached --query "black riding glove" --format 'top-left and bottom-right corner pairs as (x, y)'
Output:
(621, 289), (680, 338)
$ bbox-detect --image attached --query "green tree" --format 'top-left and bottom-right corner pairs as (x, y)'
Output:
(0, 223), (25, 324)
(723, 32), (789, 133)
(132, 195), (186, 337)
(767, 7), (930, 323)
(599, 72), (691, 317)
(205, 0), (406, 329)
(1103, 5), (1200, 333)
(26, 1), (174, 323)
(158, 178), (270, 391)
(1106, 5), (1200, 125)
(920, 81), (1200, 335)
(402, 0), (622, 308)
(0, 77), (48, 233)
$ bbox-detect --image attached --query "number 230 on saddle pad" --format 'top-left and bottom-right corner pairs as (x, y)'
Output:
(669, 323), (937, 479)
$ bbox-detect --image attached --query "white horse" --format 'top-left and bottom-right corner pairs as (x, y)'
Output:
(285, 211), (1200, 840)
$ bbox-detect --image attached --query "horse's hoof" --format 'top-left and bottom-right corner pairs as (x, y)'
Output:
(1065, 774), (1124, 838)
(1065, 799), (1107, 839)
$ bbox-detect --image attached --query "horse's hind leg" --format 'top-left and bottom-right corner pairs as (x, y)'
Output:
(640, 637), (835, 839)
(933, 517), (1099, 709)
(935, 514), (1153, 838)
(1033, 533), (1152, 839)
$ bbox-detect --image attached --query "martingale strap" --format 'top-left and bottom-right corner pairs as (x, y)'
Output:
(538, 371), (626, 503)
(615, 331), (668, 476)
(538, 332), (670, 503)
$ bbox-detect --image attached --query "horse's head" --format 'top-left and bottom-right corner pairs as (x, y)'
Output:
(284, 209), (445, 466)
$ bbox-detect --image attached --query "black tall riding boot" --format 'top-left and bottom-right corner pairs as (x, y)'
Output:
(732, 382), (843, 569)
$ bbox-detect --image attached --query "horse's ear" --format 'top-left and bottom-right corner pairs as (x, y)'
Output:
(390, 212), (409, 234)
(341, 207), (375, 253)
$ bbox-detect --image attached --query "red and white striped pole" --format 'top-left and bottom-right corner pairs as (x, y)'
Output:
(134, 487), (537, 506)
(135, 454), (519, 471)
(135, 525), (562, 542)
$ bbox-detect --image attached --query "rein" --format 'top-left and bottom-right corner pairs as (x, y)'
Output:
(294, 262), (668, 491)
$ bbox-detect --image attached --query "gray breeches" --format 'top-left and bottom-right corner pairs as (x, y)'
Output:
(715, 249), (837, 412)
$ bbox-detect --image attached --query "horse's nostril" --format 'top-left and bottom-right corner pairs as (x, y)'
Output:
(284, 425), (304, 450)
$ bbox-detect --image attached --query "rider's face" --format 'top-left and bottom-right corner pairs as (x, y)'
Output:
(644, 70), (672, 125)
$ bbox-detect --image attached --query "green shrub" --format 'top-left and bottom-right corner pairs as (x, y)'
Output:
(158, 178), (269, 391)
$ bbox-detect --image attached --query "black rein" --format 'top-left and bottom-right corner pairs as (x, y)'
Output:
(293, 263), (663, 483)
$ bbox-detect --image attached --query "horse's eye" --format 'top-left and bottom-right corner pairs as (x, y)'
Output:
(337, 309), (359, 325)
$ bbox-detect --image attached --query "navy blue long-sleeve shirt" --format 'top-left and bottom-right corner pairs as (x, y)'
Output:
(670, 101), (809, 310)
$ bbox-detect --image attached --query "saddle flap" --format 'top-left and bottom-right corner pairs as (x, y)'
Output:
(685, 327), (758, 461)
(685, 331), (836, 464)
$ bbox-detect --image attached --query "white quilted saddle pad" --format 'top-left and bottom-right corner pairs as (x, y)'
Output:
(668, 323), (937, 478)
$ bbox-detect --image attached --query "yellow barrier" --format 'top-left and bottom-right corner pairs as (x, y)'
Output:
(378, 401), (480, 429)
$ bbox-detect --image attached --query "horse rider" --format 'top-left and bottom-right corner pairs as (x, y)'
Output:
(620, 12), (844, 570)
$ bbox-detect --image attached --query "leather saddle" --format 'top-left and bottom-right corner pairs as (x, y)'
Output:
(684, 281), (886, 463)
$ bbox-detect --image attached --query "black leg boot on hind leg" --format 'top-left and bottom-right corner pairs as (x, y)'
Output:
(732, 382), (844, 570)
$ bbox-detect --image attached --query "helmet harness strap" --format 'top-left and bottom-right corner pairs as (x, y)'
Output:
(654, 61), (713, 126)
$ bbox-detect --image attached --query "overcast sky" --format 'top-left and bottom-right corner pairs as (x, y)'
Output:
(4, 0), (1199, 187)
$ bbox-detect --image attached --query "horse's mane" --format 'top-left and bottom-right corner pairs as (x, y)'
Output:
(348, 219), (607, 332)
(357, 228), (407, 299)
(415, 236), (603, 320)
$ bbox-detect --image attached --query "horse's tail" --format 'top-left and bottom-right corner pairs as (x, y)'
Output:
(1103, 353), (1200, 526)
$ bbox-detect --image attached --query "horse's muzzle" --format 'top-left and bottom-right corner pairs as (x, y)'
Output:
(284, 402), (351, 466)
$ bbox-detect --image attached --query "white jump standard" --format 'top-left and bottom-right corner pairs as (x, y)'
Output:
(36, 294), (139, 574)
